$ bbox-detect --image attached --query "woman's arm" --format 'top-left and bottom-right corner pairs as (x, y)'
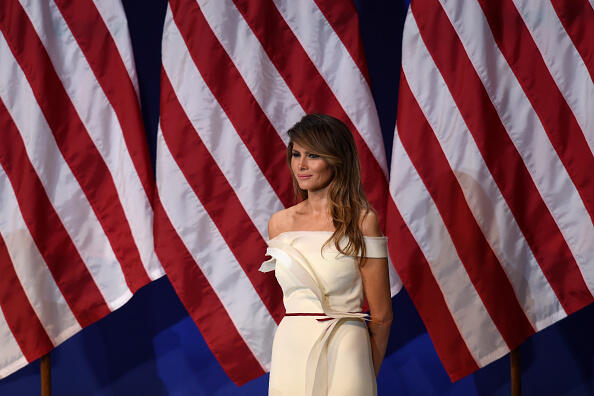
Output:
(268, 211), (282, 240)
(360, 211), (393, 377)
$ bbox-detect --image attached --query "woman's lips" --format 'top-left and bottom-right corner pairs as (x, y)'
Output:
(297, 175), (312, 180)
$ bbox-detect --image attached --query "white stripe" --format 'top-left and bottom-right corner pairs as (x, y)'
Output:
(389, 129), (507, 366)
(386, 255), (402, 296)
(93, 0), (165, 280)
(0, 308), (27, 380)
(198, 0), (304, 143)
(162, 5), (284, 240)
(439, 0), (594, 295)
(19, 0), (160, 279)
(0, 31), (132, 310)
(272, 0), (388, 176)
(512, 0), (593, 153)
(402, 11), (566, 330)
(92, 0), (141, 97)
(0, 165), (82, 345)
(156, 127), (277, 370)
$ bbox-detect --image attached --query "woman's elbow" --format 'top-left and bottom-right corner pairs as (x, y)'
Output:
(371, 309), (393, 325)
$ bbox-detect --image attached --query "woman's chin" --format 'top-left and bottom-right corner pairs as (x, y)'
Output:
(297, 182), (311, 191)
(297, 177), (333, 193)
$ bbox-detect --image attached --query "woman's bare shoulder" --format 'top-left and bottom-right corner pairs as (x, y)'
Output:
(268, 203), (304, 239)
(359, 208), (382, 237)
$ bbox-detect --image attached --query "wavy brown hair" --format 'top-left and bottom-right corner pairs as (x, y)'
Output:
(287, 114), (371, 258)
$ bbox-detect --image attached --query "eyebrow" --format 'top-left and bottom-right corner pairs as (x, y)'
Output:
(292, 147), (315, 153)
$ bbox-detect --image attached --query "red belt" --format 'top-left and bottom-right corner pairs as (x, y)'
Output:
(284, 312), (333, 322)
(284, 312), (367, 322)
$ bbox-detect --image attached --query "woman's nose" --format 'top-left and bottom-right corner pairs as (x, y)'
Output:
(299, 157), (307, 170)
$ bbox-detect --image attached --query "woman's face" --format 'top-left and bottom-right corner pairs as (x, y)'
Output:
(291, 142), (334, 192)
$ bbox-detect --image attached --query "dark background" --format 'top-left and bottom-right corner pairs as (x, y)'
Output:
(0, 1), (592, 395)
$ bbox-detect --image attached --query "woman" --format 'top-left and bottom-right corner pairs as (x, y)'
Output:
(260, 114), (393, 395)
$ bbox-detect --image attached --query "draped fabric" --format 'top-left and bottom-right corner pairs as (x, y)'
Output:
(155, 0), (399, 385)
(3, 0), (591, 386)
(261, 232), (388, 395)
(0, 0), (397, 383)
(0, 0), (162, 379)
(387, 0), (594, 381)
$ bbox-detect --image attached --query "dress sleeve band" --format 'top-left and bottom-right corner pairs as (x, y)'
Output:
(361, 236), (388, 258)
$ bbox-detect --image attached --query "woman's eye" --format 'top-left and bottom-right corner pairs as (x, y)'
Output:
(292, 152), (300, 158)
(307, 153), (320, 159)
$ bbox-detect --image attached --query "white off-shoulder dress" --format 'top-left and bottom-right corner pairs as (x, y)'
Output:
(260, 231), (388, 396)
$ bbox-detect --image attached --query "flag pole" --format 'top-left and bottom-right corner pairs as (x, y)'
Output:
(40, 353), (51, 396)
(510, 347), (521, 396)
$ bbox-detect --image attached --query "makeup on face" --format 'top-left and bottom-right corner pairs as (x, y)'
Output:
(291, 142), (334, 191)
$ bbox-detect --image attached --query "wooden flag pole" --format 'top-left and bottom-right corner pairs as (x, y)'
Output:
(40, 353), (51, 396)
(510, 347), (521, 396)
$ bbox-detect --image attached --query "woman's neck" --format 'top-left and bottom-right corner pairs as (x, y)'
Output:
(305, 188), (330, 216)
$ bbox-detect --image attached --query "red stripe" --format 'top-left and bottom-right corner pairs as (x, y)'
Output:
(169, 0), (293, 208)
(0, 233), (53, 362)
(386, 198), (478, 381)
(154, 197), (265, 385)
(0, 0), (151, 293)
(232, 0), (389, 224)
(0, 99), (109, 328)
(478, 0), (594, 222)
(412, 0), (593, 313)
(550, 0), (594, 80)
(53, 0), (156, 203)
(313, 0), (372, 86)
(53, 0), (154, 290)
(159, 72), (284, 324)
(398, 76), (535, 347)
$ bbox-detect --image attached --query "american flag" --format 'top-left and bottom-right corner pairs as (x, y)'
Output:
(2, 0), (591, 386)
(155, 0), (400, 385)
(0, 0), (399, 383)
(0, 0), (163, 378)
(388, 0), (593, 381)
